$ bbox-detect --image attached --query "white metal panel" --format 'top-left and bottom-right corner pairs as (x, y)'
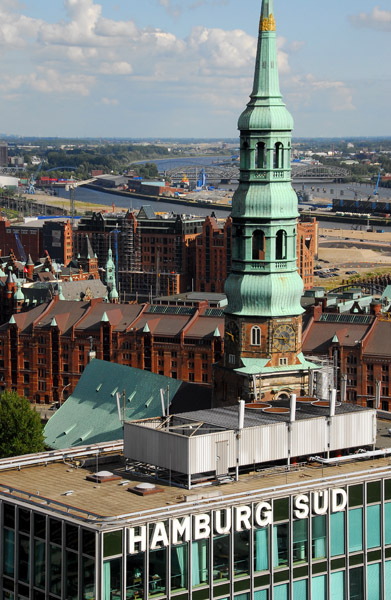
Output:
(239, 423), (288, 465)
(291, 418), (327, 456)
(189, 432), (235, 473)
(329, 411), (376, 451)
(124, 424), (190, 473)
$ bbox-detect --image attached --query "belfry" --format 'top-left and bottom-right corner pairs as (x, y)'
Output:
(213, 0), (318, 405)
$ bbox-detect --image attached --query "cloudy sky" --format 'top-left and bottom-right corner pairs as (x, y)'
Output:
(0, 0), (390, 139)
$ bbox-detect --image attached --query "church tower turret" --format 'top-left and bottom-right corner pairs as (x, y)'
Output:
(213, 0), (317, 405)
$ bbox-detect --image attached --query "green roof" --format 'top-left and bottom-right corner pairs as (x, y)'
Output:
(235, 353), (320, 375)
(44, 360), (183, 449)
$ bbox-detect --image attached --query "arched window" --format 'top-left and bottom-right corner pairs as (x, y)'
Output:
(251, 326), (261, 346)
(256, 142), (266, 169)
(252, 230), (265, 260)
(276, 230), (287, 260)
(273, 142), (284, 169)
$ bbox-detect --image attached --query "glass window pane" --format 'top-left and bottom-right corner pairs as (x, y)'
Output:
(171, 544), (188, 592)
(293, 579), (307, 600)
(274, 584), (288, 600)
(19, 509), (31, 534)
(34, 513), (46, 539)
(127, 552), (144, 599)
(293, 519), (308, 564)
(49, 518), (62, 545)
(34, 540), (45, 589)
(350, 567), (363, 600)
(385, 502), (391, 545)
(104, 531), (122, 558)
(312, 515), (326, 560)
(234, 595), (249, 600)
(103, 557), (122, 600)
(367, 481), (381, 503)
(234, 530), (250, 576)
(274, 498), (289, 521)
(66, 524), (78, 551)
(312, 575), (326, 600)
(49, 544), (62, 596)
(273, 524), (289, 568)
(82, 529), (96, 557)
(367, 505), (381, 549)
(192, 540), (208, 588)
(254, 592), (268, 600)
(82, 556), (95, 600)
(213, 535), (229, 582)
(386, 560), (391, 599)
(149, 548), (166, 597)
(367, 563), (380, 600)
(255, 527), (268, 572)
(331, 571), (345, 600)
(19, 534), (30, 584)
(349, 508), (363, 552)
(3, 529), (14, 577)
(4, 503), (15, 528)
(349, 485), (363, 507)
(330, 512), (345, 556)
(65, 551), (78, 600)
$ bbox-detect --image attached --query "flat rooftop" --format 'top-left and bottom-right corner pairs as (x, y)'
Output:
(0, 419), (390, 528)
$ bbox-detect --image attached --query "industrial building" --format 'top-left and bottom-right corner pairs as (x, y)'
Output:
(0, 397), (390, 600)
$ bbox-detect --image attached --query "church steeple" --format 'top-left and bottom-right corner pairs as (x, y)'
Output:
(213, 0), (317, 406)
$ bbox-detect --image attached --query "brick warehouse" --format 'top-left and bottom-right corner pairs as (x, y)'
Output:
(0, 296), (223, 404)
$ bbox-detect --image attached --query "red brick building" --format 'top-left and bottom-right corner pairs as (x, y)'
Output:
(195, 216), (318, 293)
(0, 218), (42, 262)
(75, 208), (204, 300)
(302, 301), (391, 411)
(0, 296), (224, 404)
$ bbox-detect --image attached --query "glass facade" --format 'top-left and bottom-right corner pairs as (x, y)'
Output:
(2, 476), (391, 599)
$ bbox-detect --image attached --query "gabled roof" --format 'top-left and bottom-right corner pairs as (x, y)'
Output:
(137, 205), (156, 220)
(44, 360), (184, 449)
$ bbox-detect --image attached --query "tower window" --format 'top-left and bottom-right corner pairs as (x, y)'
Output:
(273, 142), (284, 169)
(276, 230), (287, 260)
(252, 230), (265, 260)
(256, 142), (266, 169)
(251, 326), (261, 346)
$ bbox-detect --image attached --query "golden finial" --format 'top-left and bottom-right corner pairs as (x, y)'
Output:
(259, 13), (276, 32)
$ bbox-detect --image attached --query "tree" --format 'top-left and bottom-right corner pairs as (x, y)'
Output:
(0, 390), (45, 458)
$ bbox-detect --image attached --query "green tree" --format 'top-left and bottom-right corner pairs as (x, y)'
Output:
(0, 390), (45, 458)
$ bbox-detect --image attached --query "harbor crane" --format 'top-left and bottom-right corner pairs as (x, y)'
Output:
(27, 162), (43, 194)
(374, 170), (382, 196)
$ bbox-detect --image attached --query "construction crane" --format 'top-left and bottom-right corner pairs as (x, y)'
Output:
(65, 178), (96, 227)
(374, 170), (382, 196)
(27, 162), (43, 194)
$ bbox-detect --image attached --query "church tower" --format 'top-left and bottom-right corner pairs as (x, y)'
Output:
(213, 0), (317, 405)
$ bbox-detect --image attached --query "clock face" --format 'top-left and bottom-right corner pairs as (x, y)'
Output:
(273, 324), (296, 352)
(225, 321), (239, 345)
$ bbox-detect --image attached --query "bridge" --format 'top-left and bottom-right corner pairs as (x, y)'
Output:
(162, 163), (350, 185)
(330, 283), (386, 296)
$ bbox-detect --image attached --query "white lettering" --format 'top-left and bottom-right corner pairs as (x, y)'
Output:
(293, 494), (309, 519)
(312, 490), (328, 515)
(128, 526), (147, 554)
(235, 505), (252, 531)
(331, 488), (347, 513)
(193, 514), (210, 540)
(254, 502), (273, 527)
(150, 522), (169, 550)
(214, 509), (231, 535)
(172, 517), (191, 545)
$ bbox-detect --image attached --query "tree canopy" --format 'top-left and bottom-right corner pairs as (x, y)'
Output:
(0, 390), (45, 458)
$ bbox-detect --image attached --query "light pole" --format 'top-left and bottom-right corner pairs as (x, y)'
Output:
(60, 383), (71, 407)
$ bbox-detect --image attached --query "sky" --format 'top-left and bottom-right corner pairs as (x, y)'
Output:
(0, 0), (390, 139)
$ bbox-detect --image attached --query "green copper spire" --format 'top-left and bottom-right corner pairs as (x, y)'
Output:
(225, 0), (303, 317)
